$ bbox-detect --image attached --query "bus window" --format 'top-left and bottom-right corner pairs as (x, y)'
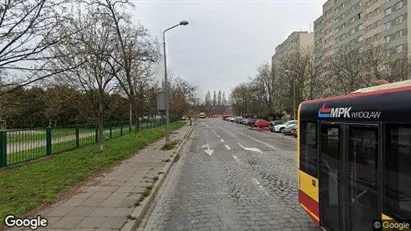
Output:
(385, 125), (411, 220)
(300, 122), (317, 177)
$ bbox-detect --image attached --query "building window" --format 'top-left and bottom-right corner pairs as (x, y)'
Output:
(385, 35), (391, 43)
(351, 17), (356, 24)
(342, 34), (346, 40)
(367, 25), (372, 32)
(396, 44), (404, 53)
(351, 28), (356, 35)
(358, 12), (363, 19)
(341, 23), (345, 30)
(376, 7), (381, 15)
(367, 13), (372, 20)
(358, 35), (364, 42)
(359, 47), (364, 53)
(375, 33), (381, 41)
(351, 6), (356, 12)
(396, 15), (404, 25)
(385, 7), (392, 16)
(367, 1), (372, 8)
(396, 30), (404, 39)
(384, 124), (411, 221)
(396, 1), (403, 10)
(342, 13), (345, 19)
(359, 1), (363, 6)
(375, 20), (381, 27)
(359, 23), (364, 30)
(385, 21), (391, 30)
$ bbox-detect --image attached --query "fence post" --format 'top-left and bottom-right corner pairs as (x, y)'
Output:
(109, 125), (112, 139)
(0, 130), (7, 167)
(46, 127), (52, 155)
(76, 127), (79, 148)
(95, 126), (98, 143)
(129, 122), (131, 133)
(121, 124), (123, 136)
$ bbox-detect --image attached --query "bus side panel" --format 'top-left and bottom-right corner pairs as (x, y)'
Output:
(299, 170), (320, 226)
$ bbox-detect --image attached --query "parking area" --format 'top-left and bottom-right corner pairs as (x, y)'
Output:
(221, 116), (298, 139)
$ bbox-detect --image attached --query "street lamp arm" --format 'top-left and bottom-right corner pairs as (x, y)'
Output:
(163, 24), (180, 40)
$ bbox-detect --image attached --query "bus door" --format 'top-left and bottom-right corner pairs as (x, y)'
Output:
(319, 123), (379, 231)
(319, 123), (344, 231)
(346, 125), (379, 231)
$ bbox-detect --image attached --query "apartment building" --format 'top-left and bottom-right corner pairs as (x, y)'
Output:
(271, 31), (314, 70)
(314, 0), (409, 63)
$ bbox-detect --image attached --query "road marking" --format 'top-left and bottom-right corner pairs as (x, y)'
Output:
(237, 143), (263, 153)
(236, 131), (280, 151)
(252, 178), (273, 198)
(217, 134), (220, 138)
(201, 144), (215, 156)
(220, 139), (225, 143)
(232, 155), (241, 164)
(225, 144), (231, 150)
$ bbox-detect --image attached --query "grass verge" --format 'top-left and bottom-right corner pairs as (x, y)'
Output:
(0, 121), (185, 227)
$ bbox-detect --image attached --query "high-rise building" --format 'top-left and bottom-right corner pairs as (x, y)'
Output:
(314, 0), (409, 61)
(272, 31), (314, 70)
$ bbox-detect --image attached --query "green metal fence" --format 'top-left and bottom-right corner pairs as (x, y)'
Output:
(0, 117), (177, 168)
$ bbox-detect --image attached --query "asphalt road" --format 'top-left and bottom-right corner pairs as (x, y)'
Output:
(137, 118), (318, 231)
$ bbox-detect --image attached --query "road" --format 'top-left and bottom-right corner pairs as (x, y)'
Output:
(137, 118), (318, 231)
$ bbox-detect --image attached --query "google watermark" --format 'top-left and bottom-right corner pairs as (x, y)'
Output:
(373, 220), (411, 230)
(4, 215), (48, 230)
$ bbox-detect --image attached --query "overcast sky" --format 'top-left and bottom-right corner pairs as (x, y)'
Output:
(133, 0), (325, 101)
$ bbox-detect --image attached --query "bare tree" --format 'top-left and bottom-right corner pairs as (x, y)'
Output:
(328, 45), (366, 94)
(51, 4), (119, 151)
(0, 0), (88, 95)
(92, 0), (159, 133)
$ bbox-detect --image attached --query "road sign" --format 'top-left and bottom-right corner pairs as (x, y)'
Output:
(157, 91), (166, 115)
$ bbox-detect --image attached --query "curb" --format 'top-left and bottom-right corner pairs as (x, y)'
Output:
(120, 124), (195, 231)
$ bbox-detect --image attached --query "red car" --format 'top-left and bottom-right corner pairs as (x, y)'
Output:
(248, 118), (258, 126)
(255, 120), (270, 127)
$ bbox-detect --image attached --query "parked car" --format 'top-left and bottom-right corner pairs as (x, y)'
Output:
(269, 120), (283, 131)
(272, 120), (297, 133)
(282, 124), (297, 135)
(229, 117), (236, 122)
(255, 119), (270, 127)
(242, 118), (250, 125)
(248, 118), (258, 126)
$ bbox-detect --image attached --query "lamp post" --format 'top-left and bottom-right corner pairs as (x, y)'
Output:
(285, 70), (296, 120)
(163, 20), (189, 143)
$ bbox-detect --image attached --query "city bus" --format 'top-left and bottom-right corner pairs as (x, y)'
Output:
(297, 79), (411, 231)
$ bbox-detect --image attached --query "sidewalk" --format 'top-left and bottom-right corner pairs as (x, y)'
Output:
(8, 124), (193, 231)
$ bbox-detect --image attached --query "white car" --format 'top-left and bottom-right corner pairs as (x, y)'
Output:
(229, 117), (235, 122)
(273, 120), (297, 133)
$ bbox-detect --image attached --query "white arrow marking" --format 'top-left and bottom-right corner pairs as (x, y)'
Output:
(225, 145), (231, 150)
(237, 143), (263, 153)
(220, 139), (224, 143)
(201, 144), (215, 156)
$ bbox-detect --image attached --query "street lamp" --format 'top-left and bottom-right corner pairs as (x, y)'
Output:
(284, 70), (296, 120)
(163, 20), (189, 143)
